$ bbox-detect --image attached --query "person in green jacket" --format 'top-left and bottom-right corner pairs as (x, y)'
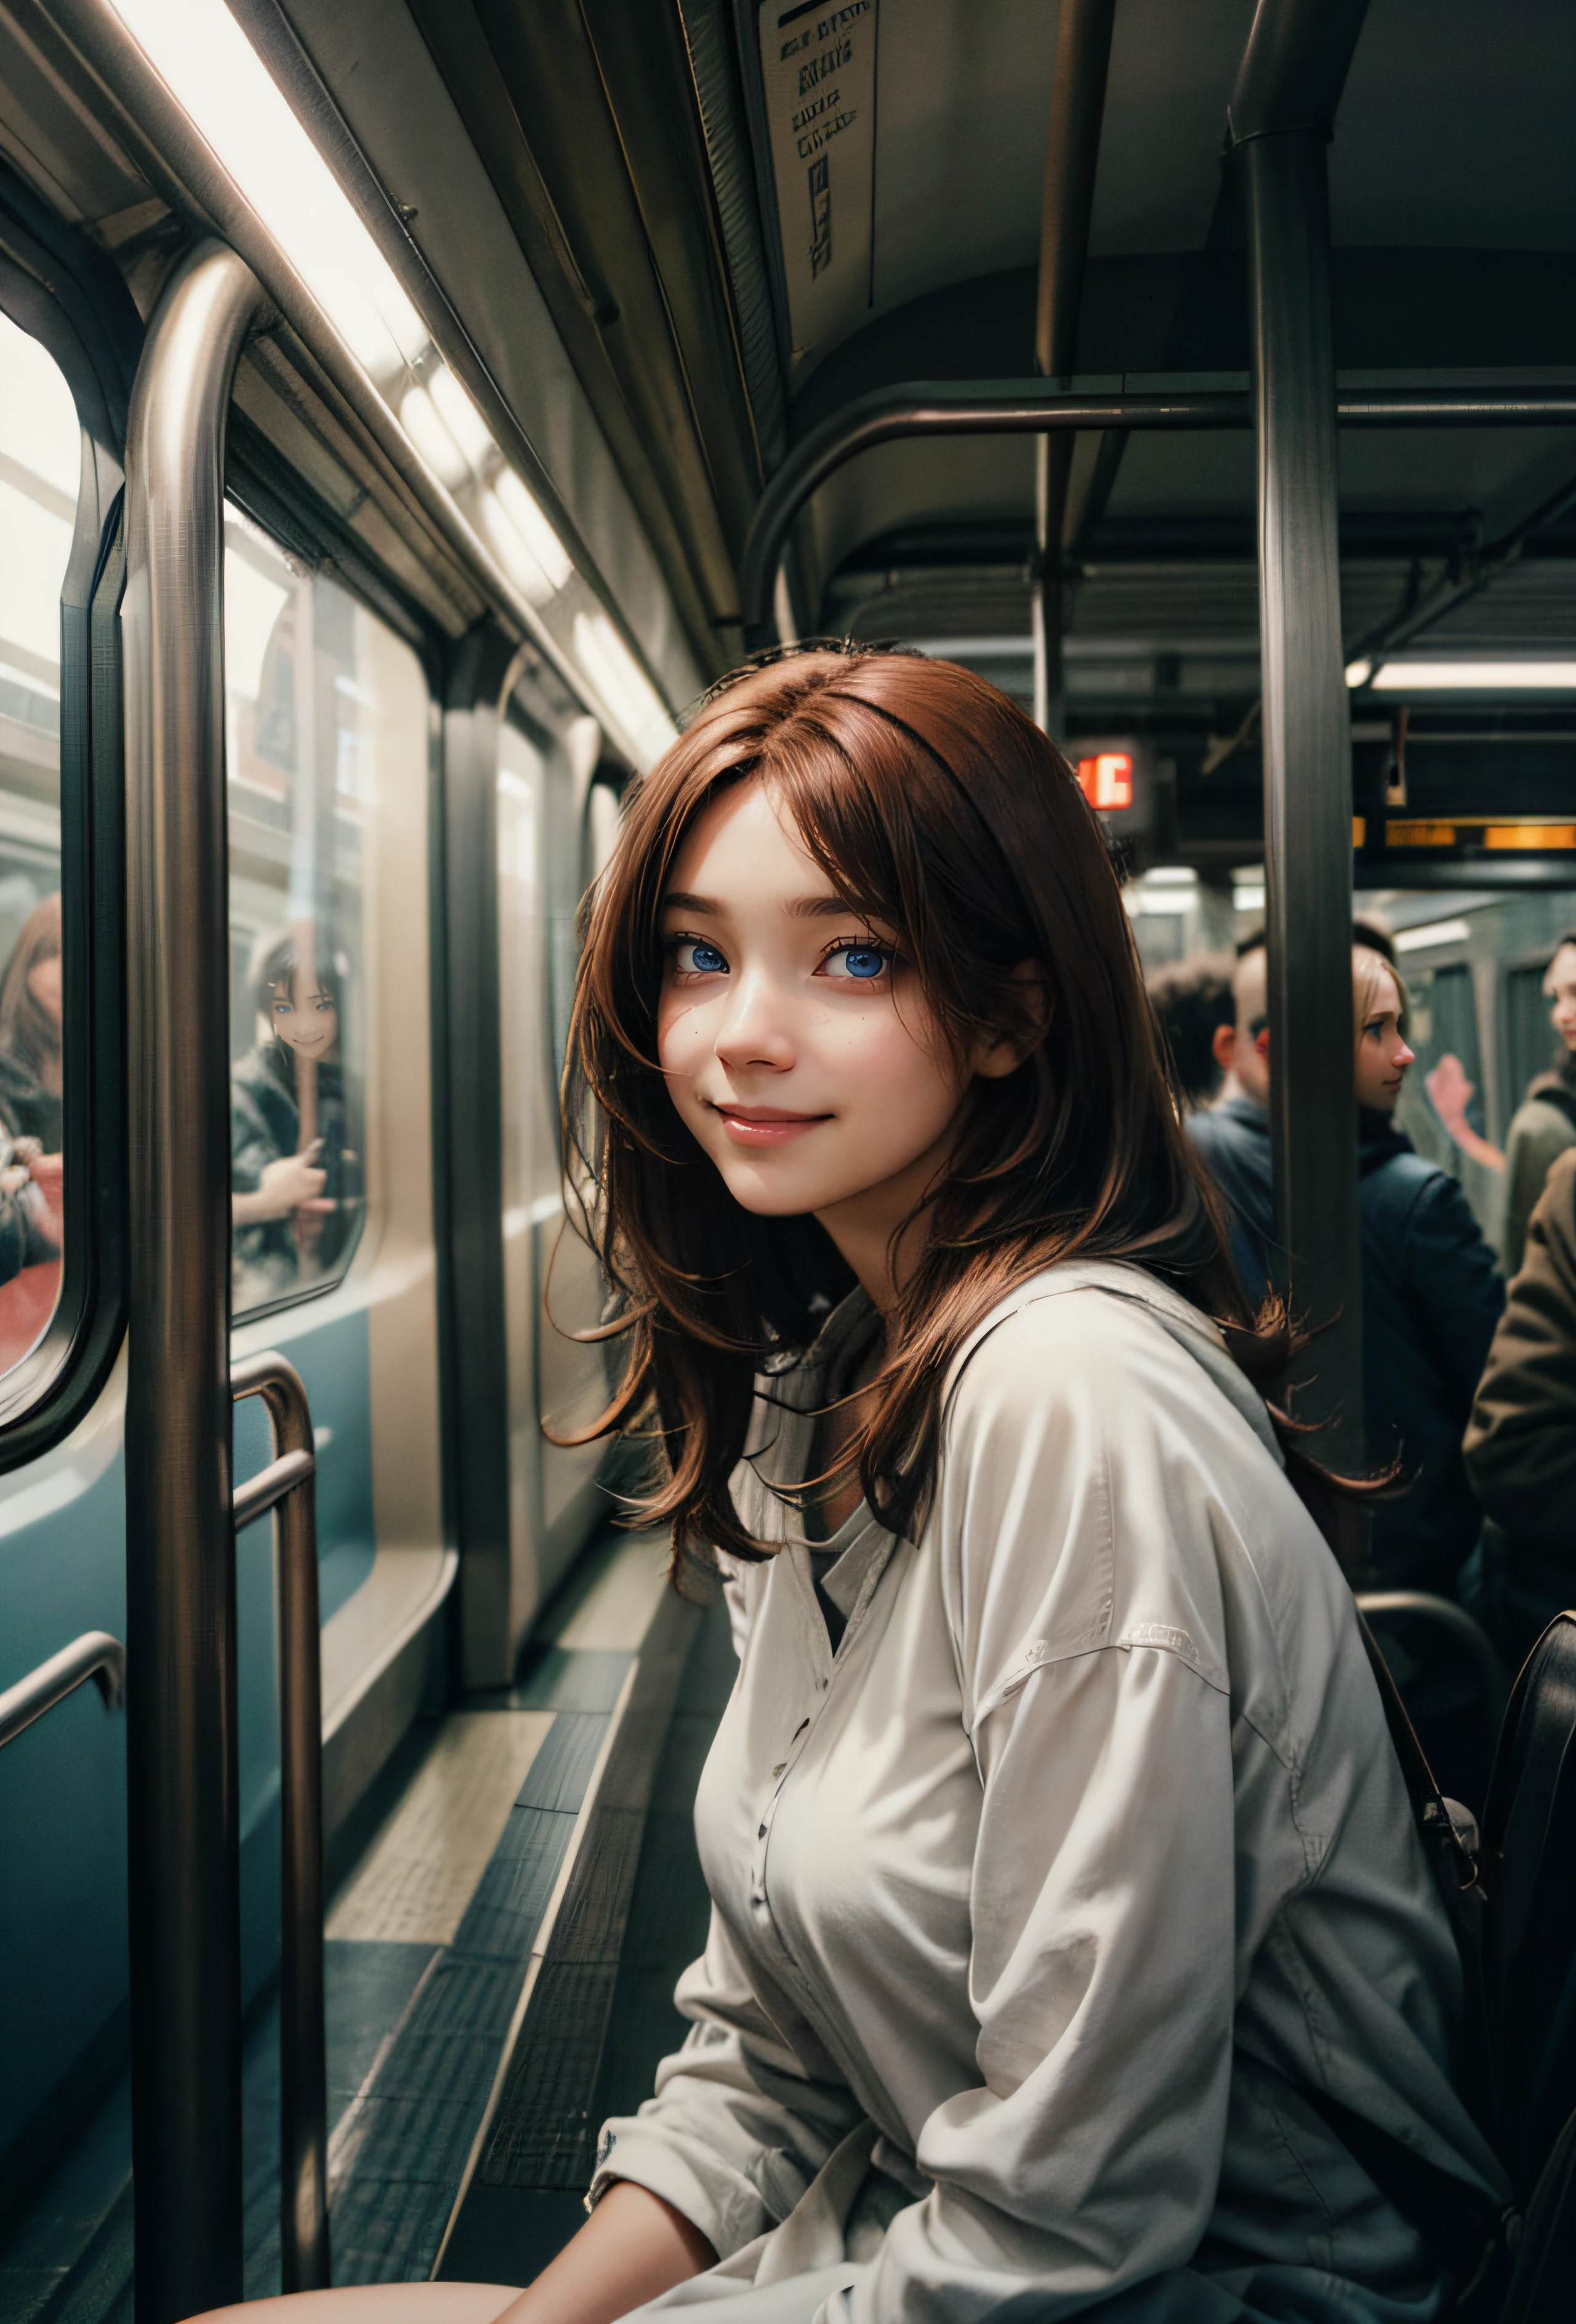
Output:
(1502, 934), (1576, 1274)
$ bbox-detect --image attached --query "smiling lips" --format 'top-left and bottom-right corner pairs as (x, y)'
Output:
(713, 1103), (830, 1147)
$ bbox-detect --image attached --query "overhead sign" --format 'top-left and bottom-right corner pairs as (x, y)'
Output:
(758, 0), (878, 364)
(1067, 739), (1154, 829)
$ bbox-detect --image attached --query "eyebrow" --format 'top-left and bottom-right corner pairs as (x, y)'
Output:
(659, 890), (866, 922)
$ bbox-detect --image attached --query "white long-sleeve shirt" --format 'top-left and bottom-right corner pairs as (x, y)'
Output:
(592, 1263), (1503, 2324)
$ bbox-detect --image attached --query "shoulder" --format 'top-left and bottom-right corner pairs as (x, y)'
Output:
(943, 1265), (1278, 1493)
(1510, 1093), (1576, 1152)
(933, 1268), (1310, 1725)
(1365, 1147), (1461, 1226)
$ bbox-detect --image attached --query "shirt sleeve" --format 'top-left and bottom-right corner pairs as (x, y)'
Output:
(853, 1304), (1254, 2324)
(589, 1551), (864, 2259)
(588, 1894), (867, 2260)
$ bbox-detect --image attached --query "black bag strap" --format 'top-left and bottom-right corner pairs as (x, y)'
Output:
(1355, 1608), (1491, 2115)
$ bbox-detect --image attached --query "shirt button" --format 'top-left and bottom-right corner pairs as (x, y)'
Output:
(758, 1822), (767, 1838)
(772, 1762), (786, 1778)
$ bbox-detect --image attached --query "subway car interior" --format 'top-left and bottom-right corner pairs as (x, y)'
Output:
(1, 0), (1574, 2317)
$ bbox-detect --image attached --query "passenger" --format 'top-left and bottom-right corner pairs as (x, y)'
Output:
(230, 932), (361, 1296)
(1500, 932), (1576, 1273)
(0, 897), (66, 1334)
(1146, 949), (1232, 1110)
(1352, 945), (1505, 1592)
(0, 891), (63, 1151)
(1183, 932), (1276, 1303)
(1463, 1148), (1576, 1664)
(504, 650), (1502, 2324)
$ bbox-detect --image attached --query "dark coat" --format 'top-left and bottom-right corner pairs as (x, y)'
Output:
(1356, 1112), (1505, 1587)
(1188, 1097), (1504, 1587)
(1185, 1096), (1278, 1305)
(230, 1041), (362, 1288)
(1465, 1147), (1576, 1654)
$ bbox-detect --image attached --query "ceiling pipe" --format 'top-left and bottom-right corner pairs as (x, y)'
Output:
(1032, 0), (1119, 739)
(1350, 462), (1576, 676)
(735, 379), (1576, 643)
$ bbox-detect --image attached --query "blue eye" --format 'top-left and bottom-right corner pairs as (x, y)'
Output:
(825, 943), (890, 982)
(671, 938), (728, 975)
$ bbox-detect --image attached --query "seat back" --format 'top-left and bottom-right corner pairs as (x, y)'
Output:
(1481, 1612), (1576, 2195)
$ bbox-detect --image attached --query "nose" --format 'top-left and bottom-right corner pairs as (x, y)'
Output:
(714, 964), (795, 1073)
(1394, 1037), (1416, 1068)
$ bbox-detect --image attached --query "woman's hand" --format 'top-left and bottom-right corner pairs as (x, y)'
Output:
(490, 2181), (717, 2324)
(1426, 1054), (1506, 1172)
(232, 1142), (333, 1225)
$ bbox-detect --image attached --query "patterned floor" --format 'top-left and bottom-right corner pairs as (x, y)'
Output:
(0, 1526), (681, 2320)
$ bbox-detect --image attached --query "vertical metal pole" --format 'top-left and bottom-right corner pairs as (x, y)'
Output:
(1239, 128), (1364, 1469)
(1031, 0), (1117, 739)
(123, 239), (265, 2324)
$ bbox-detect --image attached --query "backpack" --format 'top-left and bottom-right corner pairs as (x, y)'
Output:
(1340, 1610), (1576, 2319)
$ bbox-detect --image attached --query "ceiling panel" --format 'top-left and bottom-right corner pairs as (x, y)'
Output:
(1331, 0), (1576, 250)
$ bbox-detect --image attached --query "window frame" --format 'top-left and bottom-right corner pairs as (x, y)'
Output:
(0, 167), (142, 1468)
(222, 508), (420, 1331)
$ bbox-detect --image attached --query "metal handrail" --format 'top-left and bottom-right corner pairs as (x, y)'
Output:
(738, 378), (1576, 639)
(0, 1630), (124, 1751)
(232, 1350), (328, 2294)
(1356, 1589), (1510, 1723)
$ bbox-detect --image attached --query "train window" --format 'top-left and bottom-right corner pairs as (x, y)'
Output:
(225, 507), (412, 1319)
(1393, 960), (1487, 1172)
(0, 314), (78, 1378)
(1505, 961), (1558, 1126)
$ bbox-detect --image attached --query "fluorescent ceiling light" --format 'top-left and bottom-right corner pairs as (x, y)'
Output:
(1146, 866), (1197, 888)
(493, 470), (572, 593)
(573, 613), (675, 766)
(1345, 659), (1373, 689)
(1370, 661), (1576, 690)
(400, 386), (470, 491)
(1395, 917), (1472, 953)
(1234, 885), (1266, 913)
(110, 0), (678, 767)
(113, 0), (425, 380)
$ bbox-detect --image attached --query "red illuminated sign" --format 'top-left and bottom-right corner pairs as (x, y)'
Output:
(1076, 751), (1135, 811)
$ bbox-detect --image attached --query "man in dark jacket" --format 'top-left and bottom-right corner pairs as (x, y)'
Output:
(1185, 936), (1278, 1304)
(1189, 938), (1503, 1590)
(1464, 1147), (1576, 1658)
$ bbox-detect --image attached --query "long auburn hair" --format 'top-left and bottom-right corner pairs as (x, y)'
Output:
(562, 646), (1291, 1567)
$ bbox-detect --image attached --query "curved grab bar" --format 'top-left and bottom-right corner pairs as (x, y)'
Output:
(0, 1630), (125, 1751)
(233, 1350), (327, 2294)
(1356, 1589), (1510, 1720)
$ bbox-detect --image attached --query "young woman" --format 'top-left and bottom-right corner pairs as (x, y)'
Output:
(511, 652), (1500, 2324)
(230, 930), (362, 1299)
(1352, 946), (1503, 1597)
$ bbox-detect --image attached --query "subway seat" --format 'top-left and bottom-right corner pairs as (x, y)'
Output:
(185, 2288), (522, 2322)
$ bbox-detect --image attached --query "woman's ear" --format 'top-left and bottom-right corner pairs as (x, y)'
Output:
(973, 959), (1050, 1081)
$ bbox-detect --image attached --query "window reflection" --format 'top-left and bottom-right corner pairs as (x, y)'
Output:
(225, 508), (370, 1316)
(0, 313), (79, 1374)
